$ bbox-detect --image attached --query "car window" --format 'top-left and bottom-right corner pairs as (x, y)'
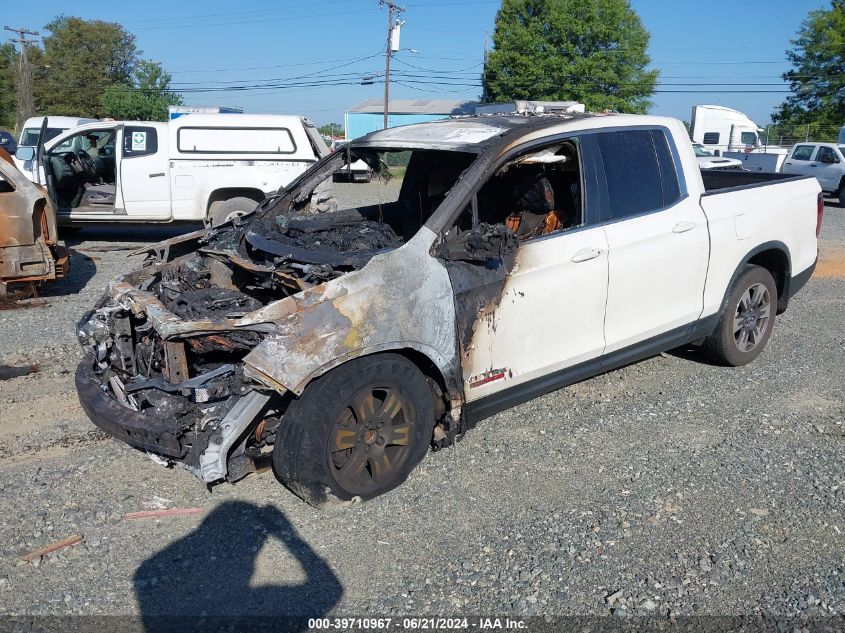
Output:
(123, 127), (158, 158)
(52, 129), (115, 155)
(597, 130), (665, 220)
(693, 144), (713, 157)
(0, 172), (14, 193)
(816, 146), (839, 164)
(702, 132), (720, 145)
(791, 145), (816, 161)
(740, 131), (757, 145)
(651, 129), (683, 205)
(20, 127), (65, 146)
(468, 138), (586, 241)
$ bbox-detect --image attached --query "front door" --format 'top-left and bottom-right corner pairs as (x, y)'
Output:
(442, 135), (610, 403)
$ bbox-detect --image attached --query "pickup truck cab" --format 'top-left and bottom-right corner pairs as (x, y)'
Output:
(75, 113), (821, 506)
(18, 114), (330, 227)
(781, 142), (845, 204)
(13, 115), (98, 177)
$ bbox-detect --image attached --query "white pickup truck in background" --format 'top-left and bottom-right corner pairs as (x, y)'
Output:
(16, 113), (330, 227)
(781, 142), (845, 204)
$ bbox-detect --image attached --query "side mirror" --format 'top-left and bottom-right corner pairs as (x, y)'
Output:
(436, 223), (519, 262)
(15, 146), (35, 161)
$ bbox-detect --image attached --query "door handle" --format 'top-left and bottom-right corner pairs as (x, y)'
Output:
(149, 172), (165, 178)
(673, 221), (696, 233)
(571, 247), (602, 263)
(809, 164), (817, 168)
(784, 162), (792, 166)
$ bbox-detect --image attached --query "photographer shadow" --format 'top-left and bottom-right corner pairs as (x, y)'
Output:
(135, 500), (343, 633)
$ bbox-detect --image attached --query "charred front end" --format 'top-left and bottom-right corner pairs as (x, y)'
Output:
(74, 208), (404, 483)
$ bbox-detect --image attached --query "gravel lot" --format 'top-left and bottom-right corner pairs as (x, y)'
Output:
(0, 189), (842, 626)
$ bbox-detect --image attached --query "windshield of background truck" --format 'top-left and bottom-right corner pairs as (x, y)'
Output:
(19, 127), (66, 146)
(693, 144), (714, 157)
(740, 132), (758, 145)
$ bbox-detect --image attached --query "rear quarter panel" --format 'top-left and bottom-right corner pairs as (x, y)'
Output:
(698, 176), (820, 317)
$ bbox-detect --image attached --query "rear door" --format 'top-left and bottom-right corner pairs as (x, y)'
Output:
(599, 128), (710, 353)
(119, 125), (171, 219)
(813, 145), (842, 191)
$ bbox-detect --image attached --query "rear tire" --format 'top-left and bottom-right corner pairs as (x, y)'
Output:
(273, 353), (435, 507)
(206, 196), (258, 227)
(838, 183), (845, 206)
(701, 264), (777, 366)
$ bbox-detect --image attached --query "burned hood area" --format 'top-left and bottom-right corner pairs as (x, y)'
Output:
(74, 145), (479, 482)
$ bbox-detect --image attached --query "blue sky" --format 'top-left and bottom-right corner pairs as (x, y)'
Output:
(2, 0), (829, 127)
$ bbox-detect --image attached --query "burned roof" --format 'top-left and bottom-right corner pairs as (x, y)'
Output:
(352, 112), (601, 151)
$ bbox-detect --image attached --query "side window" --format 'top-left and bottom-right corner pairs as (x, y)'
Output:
(469, 138), (586, 241)
(702, 132), (720, 145)
(740, 132), (757, 145)
(123, 127), (158, 158)
(0, 172), (14, 194)
(816, 146), (839, 164)
(650, 129), (682, 206)
(791, 145), (815, 161)
(597, 130), (663, 220)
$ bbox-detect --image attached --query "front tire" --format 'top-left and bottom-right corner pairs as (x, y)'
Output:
(701, 264), (777, 366)
(273, 353), (435, 507)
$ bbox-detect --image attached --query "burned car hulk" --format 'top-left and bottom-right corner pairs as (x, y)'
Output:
(0, 149), (70, 297)
(76, 114), (819, 506)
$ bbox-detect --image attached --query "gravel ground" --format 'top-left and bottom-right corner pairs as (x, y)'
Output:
(0, 190), (842, 626)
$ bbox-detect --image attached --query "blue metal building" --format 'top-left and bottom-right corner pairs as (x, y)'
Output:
(344, 99), (476, 140)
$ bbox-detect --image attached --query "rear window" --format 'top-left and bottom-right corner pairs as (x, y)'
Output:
(791, 145), (815, 161)
(19, 127), (65, 146)
(816, 146), (839, 163)
(597, 129), (680, 221)
(123, 126), (158, 158)
(702, 132), (720, 145)
(177, 126), (296, 154)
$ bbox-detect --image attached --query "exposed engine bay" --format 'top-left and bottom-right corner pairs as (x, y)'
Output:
(75, 146), (476, 483)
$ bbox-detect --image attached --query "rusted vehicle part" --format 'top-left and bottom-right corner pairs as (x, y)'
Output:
(0, 153), (69, 297)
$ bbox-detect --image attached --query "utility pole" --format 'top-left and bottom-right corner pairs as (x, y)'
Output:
(4, 26), (39, 134)
(380, 1), (404, 130)
(482, 31), (489, 103)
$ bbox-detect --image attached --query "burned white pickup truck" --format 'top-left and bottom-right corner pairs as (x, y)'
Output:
(76, 113), (821, 506)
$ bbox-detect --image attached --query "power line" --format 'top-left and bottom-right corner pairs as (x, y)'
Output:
(132, 7), (377, 31)
(121, 0), (351, 25)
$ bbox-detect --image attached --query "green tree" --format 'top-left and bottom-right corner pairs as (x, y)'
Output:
(35, 16), (139, 117)
(318, 123), (344, 138)
(100, 61), (183, 121)
(0, 43), (17, 131)
(771, 0), (844, 140)
(483, 0), (658, 113)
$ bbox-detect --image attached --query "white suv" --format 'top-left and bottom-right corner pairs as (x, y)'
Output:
(782, 142), (845, 203)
